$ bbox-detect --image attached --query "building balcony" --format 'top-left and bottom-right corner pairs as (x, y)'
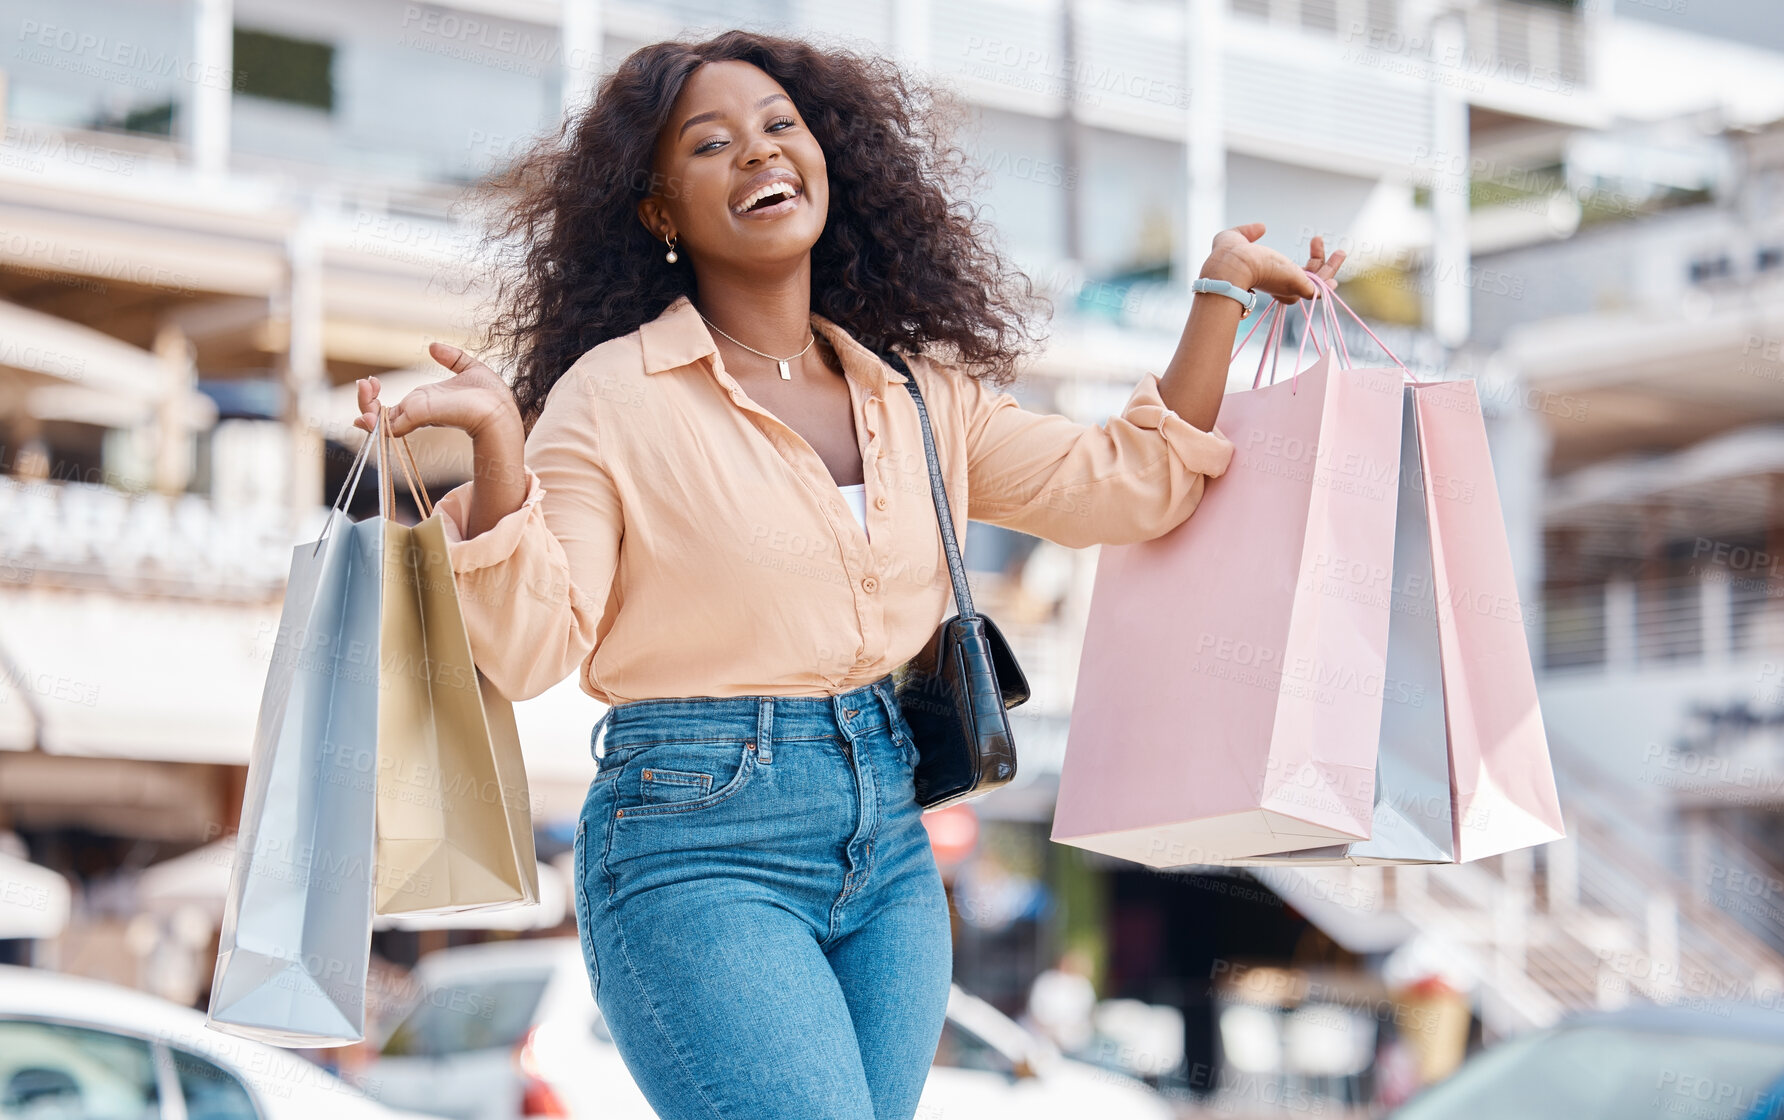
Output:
(1534, 422), (1784, 814)
(1542, 572), (1783, 676)
(2, 0), (1603, 211)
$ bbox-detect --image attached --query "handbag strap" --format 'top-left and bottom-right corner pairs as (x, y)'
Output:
(881, 350), (977, 621)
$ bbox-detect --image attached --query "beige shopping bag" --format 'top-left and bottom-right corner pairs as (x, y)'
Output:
(371, 413), (540, 916)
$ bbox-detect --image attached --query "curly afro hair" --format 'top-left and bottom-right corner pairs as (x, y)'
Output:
(460, 28), (1050, 434)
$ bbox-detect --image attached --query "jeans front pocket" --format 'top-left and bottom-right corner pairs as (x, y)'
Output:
(612, 738), (757, 821)
(639, 767), (713, 807)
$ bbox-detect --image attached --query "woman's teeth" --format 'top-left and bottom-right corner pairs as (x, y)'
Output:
(735, 184), (798, 214)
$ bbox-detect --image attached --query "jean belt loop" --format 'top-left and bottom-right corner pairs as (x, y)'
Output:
(590, 706), (615, 761)
(832, 689), (856, 743)
(755, 697), (773, 764)
(873, 675), (901, 734)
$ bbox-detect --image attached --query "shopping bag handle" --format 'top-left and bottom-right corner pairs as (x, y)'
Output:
(1230, 282), (1332, 393)
(1228, 297), (1292, 391)
(396, 426), (434, 519)
(1230, 268), (1421, 393)
(1302, 271), (1414, 376)
(375, 404), (435, 522)
(1305, 271), (1455, 387)
(314, 419), (377, 555)
(312, 409), (436, 556)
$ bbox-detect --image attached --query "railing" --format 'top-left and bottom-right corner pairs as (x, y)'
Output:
(1568, 807), (1784, 1006)
(1230, 0), (1588, 91)
(1542, 584), (1608, 669)
(1635, 578), (1706, 663)
(1229, 0), (1402, 40)
(1462, 0), (1589, 91)
(1249, 740), (1784, 1042)
(1553, 749), (1784, 1004)
(1541, 572), (1784, 673)
(1391, 859), (1572, 1034)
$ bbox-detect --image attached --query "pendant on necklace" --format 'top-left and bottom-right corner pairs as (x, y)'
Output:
(777, 360), (792, 381)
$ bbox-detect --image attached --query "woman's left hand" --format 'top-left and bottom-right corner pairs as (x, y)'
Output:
(1200, 223), (1347, 303)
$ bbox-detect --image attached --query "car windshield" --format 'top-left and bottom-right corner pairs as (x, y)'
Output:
(1394, 1025), (1784, 1120)
(379, 973), (550, 1059)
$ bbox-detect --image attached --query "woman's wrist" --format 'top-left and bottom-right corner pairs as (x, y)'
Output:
(1198, 251), (1255, 290)
(465, 410), (530, 538)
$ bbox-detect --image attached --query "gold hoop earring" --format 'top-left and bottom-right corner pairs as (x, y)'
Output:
(663, 233), (679, 264)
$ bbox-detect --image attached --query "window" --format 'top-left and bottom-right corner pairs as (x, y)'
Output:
(2, 0), (188, 138)
(379, 974), (550, 1058)
(1300, 0), (1339, 33)
(0, 1019), (160, 1119)
(172, 1048), (260, 1120)
(1365, 0), (1400, 36)
(233, 28), (335, 111)
(1687, 254), (1733, 283)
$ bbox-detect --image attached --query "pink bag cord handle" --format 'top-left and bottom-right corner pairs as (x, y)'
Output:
(1310, 271), (1455, 387)
(1232, 269), (1445, 392)
(1231, 297), (1279, 362)
(1303, 270), (1421, 378)
(1236, 277), (1333, 393)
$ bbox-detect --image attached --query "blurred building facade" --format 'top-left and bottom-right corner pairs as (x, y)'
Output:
(0, 0), (1780, 1109)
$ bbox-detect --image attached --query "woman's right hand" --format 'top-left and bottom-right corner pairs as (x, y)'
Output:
(1201, 223), (1344, 304)
(354, 342), (519, 441)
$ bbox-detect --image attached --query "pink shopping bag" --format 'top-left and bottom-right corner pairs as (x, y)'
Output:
(1275, 277), (1563, 862)
(1234, 383), (1456, 867)
(1052, 296), (1406, 866)
(1228, 274), (1563, 866)
(1411, 378), (1565, 860)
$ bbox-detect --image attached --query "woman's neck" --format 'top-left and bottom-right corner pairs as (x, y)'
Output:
(689, 257), (815, 358)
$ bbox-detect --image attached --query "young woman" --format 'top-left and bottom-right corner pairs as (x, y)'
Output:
(355, 29), (1342, 1120)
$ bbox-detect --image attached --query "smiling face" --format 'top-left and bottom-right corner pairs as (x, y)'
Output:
(637, 59), (829, 274)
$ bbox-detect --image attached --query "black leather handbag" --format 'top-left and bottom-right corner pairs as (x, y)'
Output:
(881, 350), (1031, 811)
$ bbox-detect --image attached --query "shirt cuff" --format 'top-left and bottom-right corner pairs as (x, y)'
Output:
(1122, 371), (1237, 479)
(435, 465), (546, 574)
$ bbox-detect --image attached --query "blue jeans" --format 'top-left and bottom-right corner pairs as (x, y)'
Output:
(571, 672), (953, 1119)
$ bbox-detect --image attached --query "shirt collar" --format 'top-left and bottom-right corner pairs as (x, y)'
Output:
(638, 294), (909, 390)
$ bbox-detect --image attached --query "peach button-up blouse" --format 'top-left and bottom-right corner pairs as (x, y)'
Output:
(435, 294), (1236, 705)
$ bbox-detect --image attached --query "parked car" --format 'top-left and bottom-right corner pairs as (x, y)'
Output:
(0, 964), (436, 1120)
(360, 937), (1172, 1120)
(1392, 1002), (1784, 1119)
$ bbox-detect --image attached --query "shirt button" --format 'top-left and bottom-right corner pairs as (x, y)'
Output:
(875, 495), (888, 510)
(861, 576), (879, 593)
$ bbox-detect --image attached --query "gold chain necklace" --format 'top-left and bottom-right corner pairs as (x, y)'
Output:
(699, 312), (816, 381)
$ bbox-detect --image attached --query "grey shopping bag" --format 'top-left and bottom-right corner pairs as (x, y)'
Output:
(206, 434), (383, 1047)
(1236, 387), (1456, 866)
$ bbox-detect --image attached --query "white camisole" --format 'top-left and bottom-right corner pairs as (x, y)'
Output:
(838, 482), (868, 540)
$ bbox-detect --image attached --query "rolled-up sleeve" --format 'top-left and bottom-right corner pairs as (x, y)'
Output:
(960, 368), (1235, 547)
(433, 368), (622, 702)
